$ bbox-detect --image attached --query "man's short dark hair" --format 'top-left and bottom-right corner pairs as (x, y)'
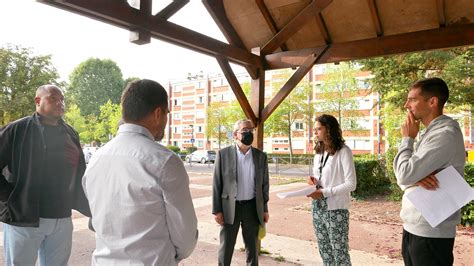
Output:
(411, 77), (449, 111)
(121, 79), (168, 122)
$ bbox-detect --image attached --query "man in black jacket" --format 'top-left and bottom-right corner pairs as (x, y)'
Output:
(0, 84), (90, 265)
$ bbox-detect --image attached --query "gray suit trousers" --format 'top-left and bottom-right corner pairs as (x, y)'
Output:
(218, 199), (259, 266)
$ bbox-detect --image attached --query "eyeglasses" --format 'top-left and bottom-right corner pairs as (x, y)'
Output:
(237, 128), (255, 133)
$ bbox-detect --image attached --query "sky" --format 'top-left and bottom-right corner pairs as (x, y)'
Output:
(0, 0), (240, 85)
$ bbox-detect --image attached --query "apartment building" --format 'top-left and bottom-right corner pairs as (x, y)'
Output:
(164, 66), (473, 155)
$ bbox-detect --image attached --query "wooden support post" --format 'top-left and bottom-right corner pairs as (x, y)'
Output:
(250, 48), (265, 150)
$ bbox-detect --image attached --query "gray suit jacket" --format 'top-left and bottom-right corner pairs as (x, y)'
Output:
(212, 145), (269, 225)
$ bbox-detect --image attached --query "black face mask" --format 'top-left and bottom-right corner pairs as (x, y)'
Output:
(240, 131), (254, 146)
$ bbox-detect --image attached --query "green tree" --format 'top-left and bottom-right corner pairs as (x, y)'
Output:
(360, 48), (474, 198)
(68, 58), (124, 116)
(316, 62), (359, 128)
(266, 70), (314, 160)
(94, 100), (121, 143)
(0, 45), (60, 125)
(360, 48), (474, 110)
(206, 82), (249, 149)
(124, 76), (140, 86)
(206, 102), (244, 149)
(64, 104), (87, 140)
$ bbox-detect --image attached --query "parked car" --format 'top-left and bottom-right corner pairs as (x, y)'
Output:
(185, 150), (216, 163)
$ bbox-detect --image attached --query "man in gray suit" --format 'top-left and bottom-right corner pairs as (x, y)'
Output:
(212, 119), (270, 266)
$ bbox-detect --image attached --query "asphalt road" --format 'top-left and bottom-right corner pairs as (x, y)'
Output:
(184, 161), (312, 177)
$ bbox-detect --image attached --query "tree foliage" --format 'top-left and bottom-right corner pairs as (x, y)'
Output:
(206, 82), (248, 149)
(360, 48), (474, 110)
(316, 62), (360, 129)
(0, 45), (60, 125)
(265, 70), (313, 158)
(64, 101), (121, 144)
(68, 58), (124, 116)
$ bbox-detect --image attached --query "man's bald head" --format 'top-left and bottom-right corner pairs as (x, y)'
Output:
(35, 84), (65, 124)
(35, 85), (62, 97)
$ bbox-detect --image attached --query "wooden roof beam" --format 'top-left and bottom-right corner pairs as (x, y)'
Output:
(37, 0), (262, 69)
(155, 0), (189, 21)
(265, 23), (474, 69)
(203, 0), (259, 79)
(260, 0), (333, 55)
(262, 49), (326, 122)
(436, 0), (446, 27)
(216, 56), (258, 124)
(315, 14), (331, 44)
(256, 0), (288, 51)
(366, 0), (383, 36)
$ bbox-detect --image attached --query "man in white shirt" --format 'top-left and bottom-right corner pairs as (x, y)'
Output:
(83, 79), (198, 265)
(212, 119), (270, 266)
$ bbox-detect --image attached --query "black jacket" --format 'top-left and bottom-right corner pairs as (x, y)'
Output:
(0, 113), (91, 227)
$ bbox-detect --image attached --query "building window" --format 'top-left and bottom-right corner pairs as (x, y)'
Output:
(213, 94), (224, 102)
(173, 113), (181, 120)
(358, 98), (372, 110)
(196, 111), (205, 118)
(198, 96), (204, 104)
(174, 99), (181, 106)
(173, 85), (182, 92)
(346, 139), (371, 150)
(294, 122), (304, 130)
(197, 140), (204, 148)
(197, 126), (203, 133)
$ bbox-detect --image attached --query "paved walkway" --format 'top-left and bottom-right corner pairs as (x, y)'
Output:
(0, 169), (404, 265)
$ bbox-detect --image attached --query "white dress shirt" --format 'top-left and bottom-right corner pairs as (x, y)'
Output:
(82, 124), (198, 265)
(313, 145), (357, 210)
(235, 145), (256, 201)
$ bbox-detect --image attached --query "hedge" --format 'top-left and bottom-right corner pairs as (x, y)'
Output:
(352, 155), (391, 199)
(461, 163), (474, 226)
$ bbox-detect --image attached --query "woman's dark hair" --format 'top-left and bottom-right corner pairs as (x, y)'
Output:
(121, 79), (168, 122)
(314, 114), (345, 155)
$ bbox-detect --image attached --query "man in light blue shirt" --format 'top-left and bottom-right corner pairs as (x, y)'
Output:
(83, 79), (198, 265)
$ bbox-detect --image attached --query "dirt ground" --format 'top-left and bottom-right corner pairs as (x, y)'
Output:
(345, 197), (473, 264)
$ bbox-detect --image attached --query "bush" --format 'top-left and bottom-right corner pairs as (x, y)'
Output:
(352, 155), (391, 199)
(186, 146), (197, 153)
(461, 163), (474, 226)
(385, 147), (403, 200)
(166, 145), (180, 153)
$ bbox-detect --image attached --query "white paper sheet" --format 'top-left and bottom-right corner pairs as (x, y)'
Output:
(276, 186), (316, 199)
(406, 165), (474, 228)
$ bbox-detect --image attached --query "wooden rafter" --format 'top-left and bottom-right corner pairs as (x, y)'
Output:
(260, 0), (333, 55)
(38, 0), (262, 69)
(265, 23), (474, 69)
(203, 0), (259, 79)
(216, 56), (258, 125)
(366, 0), (383, 36)
(155, 0), (189, 21)
(256, 0), (288, 51)
(262, 49), (326, 122)
(436, 0), (446, 27)
(315, 14), (331, 44)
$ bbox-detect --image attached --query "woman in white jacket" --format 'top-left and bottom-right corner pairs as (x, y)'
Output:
(307, 114), (357, 265)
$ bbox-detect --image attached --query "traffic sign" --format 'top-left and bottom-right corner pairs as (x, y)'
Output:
(190, 138), (195, 143)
